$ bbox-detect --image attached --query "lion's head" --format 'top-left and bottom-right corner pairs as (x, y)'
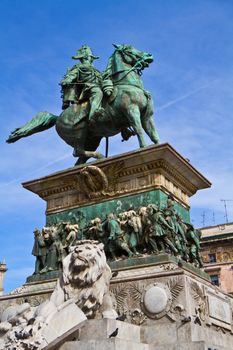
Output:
(60, 240), (112, 318)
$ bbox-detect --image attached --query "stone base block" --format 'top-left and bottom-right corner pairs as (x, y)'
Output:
(152, 342), (230, 350)
(2, 256), (233, 349)
(59, 319), (148, 350)
(39, 301), (87, 350)
(60, 339), (149, 350)
(142, 323), (233, 349)
(79, 319), (141, 343)
(109, 255), (233, 350)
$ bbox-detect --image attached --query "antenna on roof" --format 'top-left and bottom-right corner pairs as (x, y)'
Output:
(220, 199), (233, 223)
(201, 211), (206, 227)
(212, 212), (215, 225)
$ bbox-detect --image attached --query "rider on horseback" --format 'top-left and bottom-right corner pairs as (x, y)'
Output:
(60, 45), (106, 122)
(7, 44), (159, 164)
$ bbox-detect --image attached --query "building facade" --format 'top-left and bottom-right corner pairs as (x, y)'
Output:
(200, 222), (233, 295)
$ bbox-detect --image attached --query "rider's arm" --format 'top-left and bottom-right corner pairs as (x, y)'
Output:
(60, 65), (80, 85)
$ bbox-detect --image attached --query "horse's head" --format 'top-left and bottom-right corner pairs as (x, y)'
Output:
(113, 44), (153, 71)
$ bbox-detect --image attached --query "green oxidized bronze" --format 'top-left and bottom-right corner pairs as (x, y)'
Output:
(6, 44), (160, 165)
(60, 45), (103, 119)
(32, 196), (203, 275)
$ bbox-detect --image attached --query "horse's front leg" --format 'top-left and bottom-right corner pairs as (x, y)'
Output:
(126, 104), (147, 148)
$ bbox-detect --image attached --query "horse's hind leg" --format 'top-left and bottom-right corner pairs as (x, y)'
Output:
(74, 149), (104, 165)
(127, 104), (147, 148)
(75, 155), (89, 165)
(74, 136), (103, 165)
(142, 114), (160, 145)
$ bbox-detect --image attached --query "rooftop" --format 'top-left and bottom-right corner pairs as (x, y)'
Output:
(200, 222), (233, 241)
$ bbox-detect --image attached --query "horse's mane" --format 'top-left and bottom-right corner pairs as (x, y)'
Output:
(103, 52), (115, 78)
(103, 48), (126, 79)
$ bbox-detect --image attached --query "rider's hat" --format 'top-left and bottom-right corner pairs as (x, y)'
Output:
(72, 45), (99, 60)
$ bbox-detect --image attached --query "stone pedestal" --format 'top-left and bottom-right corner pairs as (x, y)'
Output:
(57, 255), (233, 349)
(2, 255), (233, 349)
(60, 319), (148, 350)
(22, 143), (211, 226)
(20, 142), (211, 284)
(109, 255), (233, 349)
(2, 144), (231, 349)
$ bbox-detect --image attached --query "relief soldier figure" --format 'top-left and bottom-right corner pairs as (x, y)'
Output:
(124, 210), (141, 255)
(31, 205), (203, 271)
(39, 227), (60, 273)
(31, 228), (46, 274)
(175, 214), (189, 261)
(146, 204), (178, 255)
(86, 217), (107, 244)
(186, 224), (203, 267)
(104, 213), (134, 260)
(64, 223), (79, 248)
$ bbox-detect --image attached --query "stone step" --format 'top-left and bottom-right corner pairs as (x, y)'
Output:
(79, 319), (141, 343)
(150, 341), (230, 350)
(60, 338), (149, 350)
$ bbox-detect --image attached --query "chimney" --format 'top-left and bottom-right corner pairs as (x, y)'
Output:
(0, 260), (7, 295)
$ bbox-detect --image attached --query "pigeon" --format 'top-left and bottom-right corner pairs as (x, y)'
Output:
(109, 328), (119, 338)
(112, 271), (118, 278)
(194, 316), (202, 326)
(181, 316), (191, 323)
(116, 314), (127, 321)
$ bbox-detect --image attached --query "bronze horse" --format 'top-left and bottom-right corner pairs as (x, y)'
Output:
(7, 44), (160, 165)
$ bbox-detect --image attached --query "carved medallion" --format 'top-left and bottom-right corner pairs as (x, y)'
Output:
(141, 282), (172, 319)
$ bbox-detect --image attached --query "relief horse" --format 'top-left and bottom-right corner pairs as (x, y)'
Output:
(7, 44), (160, 165)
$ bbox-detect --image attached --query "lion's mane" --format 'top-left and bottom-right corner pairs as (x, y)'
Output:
(51, 240), (112, 318)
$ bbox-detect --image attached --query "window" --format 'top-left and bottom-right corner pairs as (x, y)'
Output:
(208, 253), (216, 263)
(210, 274), (219, 286)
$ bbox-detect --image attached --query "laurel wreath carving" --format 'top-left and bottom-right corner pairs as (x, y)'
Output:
(111, 284), (129, 313)
(167, 277), (184, 303)
(128, 282), (143, 303)
(75, 165), (108, 198)
(191, 281), (205, 303)
(74, 161), (125, 198)
(104, 161), (125, 190)
(190, 281), (207, 321)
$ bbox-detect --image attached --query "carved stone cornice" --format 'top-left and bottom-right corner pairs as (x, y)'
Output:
(22, 143), (211, 214)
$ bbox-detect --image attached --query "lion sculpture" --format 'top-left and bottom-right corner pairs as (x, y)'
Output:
(0, 240), (117, 350)
(50, 239), (117, 318)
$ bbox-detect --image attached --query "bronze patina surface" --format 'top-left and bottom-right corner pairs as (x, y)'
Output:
(7, 44), (159, 164)
(21, 144), (211, 278)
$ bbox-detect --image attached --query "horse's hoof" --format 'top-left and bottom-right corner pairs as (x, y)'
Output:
(96, 153), (105, 159)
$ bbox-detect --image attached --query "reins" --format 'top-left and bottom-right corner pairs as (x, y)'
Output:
(108, 58), (145, 83)
(64, 54), (145, 87)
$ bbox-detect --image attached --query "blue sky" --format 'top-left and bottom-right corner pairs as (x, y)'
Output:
(0, 0), (233, 292)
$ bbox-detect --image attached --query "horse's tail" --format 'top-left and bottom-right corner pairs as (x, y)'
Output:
(6, 112), (58, 143)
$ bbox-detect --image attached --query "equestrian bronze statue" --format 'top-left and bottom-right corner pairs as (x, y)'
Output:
(7, 44), (160, 165)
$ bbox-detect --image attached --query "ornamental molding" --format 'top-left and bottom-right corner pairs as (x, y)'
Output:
(38, 159), (196, 199)
(33, 159), (199, 214)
